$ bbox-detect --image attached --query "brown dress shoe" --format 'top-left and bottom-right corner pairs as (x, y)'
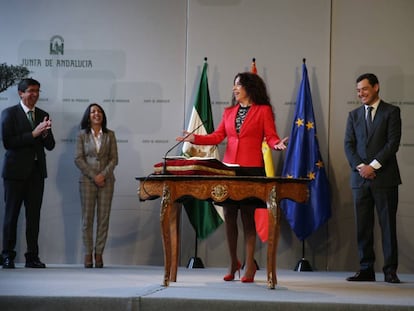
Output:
(384, 272), (400, 283)
(346, 269), (375, 282)
(94, 254), (103, 268)
(84, 254), (93, 268)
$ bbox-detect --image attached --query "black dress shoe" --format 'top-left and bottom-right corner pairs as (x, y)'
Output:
(346, 270), (375, 282)
(384, 272), (400, 283)
(25, 259), (46, 268)
(2, 257), (15, 269)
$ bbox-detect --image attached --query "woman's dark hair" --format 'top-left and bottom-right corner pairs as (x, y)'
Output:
(80, 103), (108, 133)
(231, 72), (271, 106)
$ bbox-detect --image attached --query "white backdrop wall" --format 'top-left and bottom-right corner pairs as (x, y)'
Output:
(0, 0), (413, 273)
(0, 0), (188, 266)
(329, 0), (414, 273)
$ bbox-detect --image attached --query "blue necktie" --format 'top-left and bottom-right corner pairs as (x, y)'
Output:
(366, 106), (373, 133)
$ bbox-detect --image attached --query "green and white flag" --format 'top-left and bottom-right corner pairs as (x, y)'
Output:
(182, 61), (218, 159)
(182, 59), (223, 239)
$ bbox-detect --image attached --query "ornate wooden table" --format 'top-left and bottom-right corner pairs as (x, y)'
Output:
(136, 175), (308, 289)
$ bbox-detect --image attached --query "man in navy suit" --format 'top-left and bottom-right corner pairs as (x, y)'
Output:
(344, 73), (401, 283)
(1, 78), (55, 269)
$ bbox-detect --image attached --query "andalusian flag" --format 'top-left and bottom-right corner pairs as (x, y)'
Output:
(182, 59), (223, 239)
(251, 58), (274, 242)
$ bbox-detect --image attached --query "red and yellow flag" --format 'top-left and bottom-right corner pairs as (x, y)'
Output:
(251, 58), (274, 242)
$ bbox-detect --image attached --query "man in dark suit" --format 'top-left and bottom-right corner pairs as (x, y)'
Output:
(344, 73), (401, 283)
(1, 78), (55, 269)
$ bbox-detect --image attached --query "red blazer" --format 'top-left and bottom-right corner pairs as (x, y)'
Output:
(193, 104), (281, 167)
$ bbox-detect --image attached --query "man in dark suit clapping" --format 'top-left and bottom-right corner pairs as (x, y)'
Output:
(344, 73), (402, 283)
(1, 78), (55, 269)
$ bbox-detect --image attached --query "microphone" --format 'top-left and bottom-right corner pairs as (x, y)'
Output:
(161, 121), (206, 175)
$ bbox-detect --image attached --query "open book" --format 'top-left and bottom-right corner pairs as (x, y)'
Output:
(164, 155), (216, 161)
(155, 156), (238, 175)
(164, 156), (240, 167)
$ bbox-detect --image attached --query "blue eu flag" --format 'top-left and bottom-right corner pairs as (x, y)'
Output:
(281, 61), (331, 241)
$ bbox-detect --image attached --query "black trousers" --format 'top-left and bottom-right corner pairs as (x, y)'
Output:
(352, 182), (399, 273)
(2, 162), (44, 260)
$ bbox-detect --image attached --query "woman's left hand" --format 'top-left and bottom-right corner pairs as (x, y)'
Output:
(274, 137), (288, 150)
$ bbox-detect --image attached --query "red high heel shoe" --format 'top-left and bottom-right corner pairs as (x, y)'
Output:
(241, 266), (257, 283)
(223, 261), (241, 281)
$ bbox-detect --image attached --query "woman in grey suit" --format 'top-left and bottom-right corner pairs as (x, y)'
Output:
(75, 103), (118, 268)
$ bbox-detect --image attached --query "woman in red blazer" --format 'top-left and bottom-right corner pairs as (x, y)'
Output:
(178, 72), (287, 283)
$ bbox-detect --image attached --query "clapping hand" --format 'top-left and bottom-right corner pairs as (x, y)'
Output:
(33, 116), (52, 138)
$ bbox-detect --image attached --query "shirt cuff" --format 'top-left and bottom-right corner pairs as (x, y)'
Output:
(369, 159), (382, 170)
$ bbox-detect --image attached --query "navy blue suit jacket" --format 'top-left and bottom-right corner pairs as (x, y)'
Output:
(1, 104), (55, 180)
(344, 100), (401, 188)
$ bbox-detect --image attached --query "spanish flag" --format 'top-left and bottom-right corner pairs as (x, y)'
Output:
(251, 58), (274, 242)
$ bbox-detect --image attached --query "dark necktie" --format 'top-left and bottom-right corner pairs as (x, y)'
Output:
(366, 106), (373, 133)
(27, 111), (35, 129)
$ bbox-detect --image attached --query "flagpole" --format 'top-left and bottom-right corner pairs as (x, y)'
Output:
(293, 58), (312, 272)
(286, 57), (330, 272)
(294, 240), (313, 271)
(186, 233), (205, 269)
(184, 57), (220, 269)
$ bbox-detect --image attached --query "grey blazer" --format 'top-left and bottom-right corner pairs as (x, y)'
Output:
(74, 129), (118, 183)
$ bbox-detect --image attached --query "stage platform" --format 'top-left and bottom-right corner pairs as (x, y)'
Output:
(0, 264), (413, 311)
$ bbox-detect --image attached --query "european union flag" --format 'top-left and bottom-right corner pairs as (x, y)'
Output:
(281, 61), (331, 241)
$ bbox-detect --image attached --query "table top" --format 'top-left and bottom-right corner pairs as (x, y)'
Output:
(136, 174), (309, 183)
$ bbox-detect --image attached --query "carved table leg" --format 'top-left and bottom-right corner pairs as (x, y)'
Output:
(266, 186), (278, 289)
(170, 202), (181, 282)
(160, 184), (172, 286)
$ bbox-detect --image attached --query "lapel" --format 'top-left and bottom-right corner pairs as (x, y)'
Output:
(227, 106), (239, 136)
(18, 104), (35, 130)
(366, 101), (383, 141)
(32, 107), (39, 127)
(371, 101), (384, 129)
(354, 106), (369, 142)
(85, 131), (99, 156)
(96, 132), (107, 156)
